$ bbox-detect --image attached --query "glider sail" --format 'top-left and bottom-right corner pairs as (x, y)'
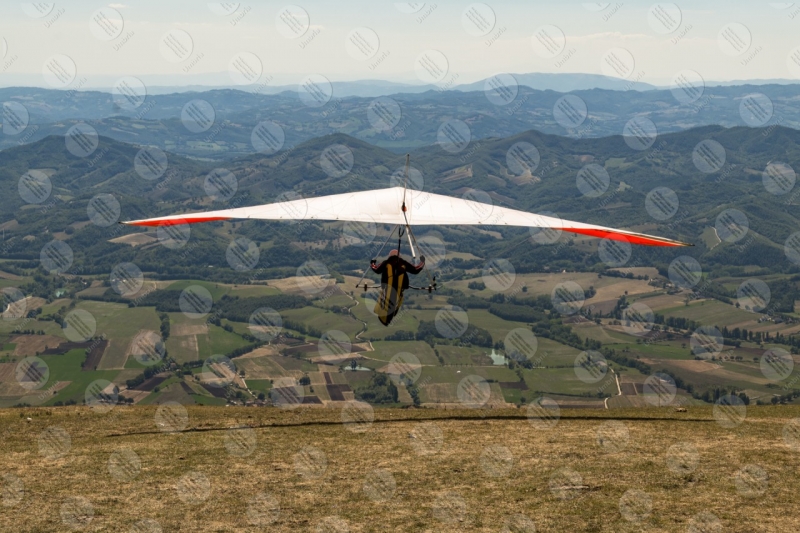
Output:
(122, 186), (691, 247)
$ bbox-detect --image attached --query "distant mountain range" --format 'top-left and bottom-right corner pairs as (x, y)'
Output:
(3, 82), (800, 159)
(1, 72), (659, 97)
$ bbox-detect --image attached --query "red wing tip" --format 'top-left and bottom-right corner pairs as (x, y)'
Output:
(121, 216), (231, 227)
(559, 227), (692, 247)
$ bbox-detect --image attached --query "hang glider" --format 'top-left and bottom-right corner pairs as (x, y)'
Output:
(121, 186), (691, 248)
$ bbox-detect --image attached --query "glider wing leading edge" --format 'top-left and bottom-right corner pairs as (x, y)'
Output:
(122, 187), (691, 247)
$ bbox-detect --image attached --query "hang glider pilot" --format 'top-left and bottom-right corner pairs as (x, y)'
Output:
(370, 250), (425, 326)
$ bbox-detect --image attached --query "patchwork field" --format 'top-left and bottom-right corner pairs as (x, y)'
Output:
(3, 269), (800, 410)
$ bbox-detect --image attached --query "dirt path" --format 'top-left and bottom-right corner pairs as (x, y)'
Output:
(342, 289), (373, 352)
(605, 369), (622, 409)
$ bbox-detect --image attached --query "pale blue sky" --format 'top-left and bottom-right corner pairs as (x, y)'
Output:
(2, 1), (799, 87)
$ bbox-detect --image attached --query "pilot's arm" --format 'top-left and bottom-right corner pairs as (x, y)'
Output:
(371, 258), (386, 274)
(404, 255), (425, 275)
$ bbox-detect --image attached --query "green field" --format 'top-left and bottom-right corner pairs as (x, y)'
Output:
(34, 349), (118, 407)
(281, 306), (364, 339)
(366, 341), (438, 365)
(659, 299), (756, 326)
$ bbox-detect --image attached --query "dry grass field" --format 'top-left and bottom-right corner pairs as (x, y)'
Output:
(2, 405), (800, 532)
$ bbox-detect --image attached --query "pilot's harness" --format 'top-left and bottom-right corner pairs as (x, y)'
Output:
(354, 155), (437, 293)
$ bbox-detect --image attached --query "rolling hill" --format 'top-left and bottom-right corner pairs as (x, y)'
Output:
(3, 83), (800, 159)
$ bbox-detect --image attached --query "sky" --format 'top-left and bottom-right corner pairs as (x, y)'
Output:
(2, 1), (800, 89)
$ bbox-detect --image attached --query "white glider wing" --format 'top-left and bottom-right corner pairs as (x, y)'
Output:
(122, 187), (691, 247)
